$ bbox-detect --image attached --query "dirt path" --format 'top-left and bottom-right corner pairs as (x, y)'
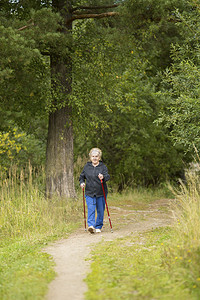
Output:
(45, 198), (174, 300)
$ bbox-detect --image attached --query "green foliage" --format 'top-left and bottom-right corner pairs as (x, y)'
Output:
(118, 0), (191, 72)
(0, 128), (25, 160)
(0, 7), (52, 169)
(156, 0), (200, 154)
(0, 0), (199, 187)
(72, 8), (186, 187)
(1, 0), (52, 19)
(0, 126), (47, 169)
(0, 23), (49, 127)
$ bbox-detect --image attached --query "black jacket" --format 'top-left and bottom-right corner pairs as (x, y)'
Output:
(79, 161), (110, 197)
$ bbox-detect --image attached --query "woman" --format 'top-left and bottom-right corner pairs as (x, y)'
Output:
(79, 148), (110, 233)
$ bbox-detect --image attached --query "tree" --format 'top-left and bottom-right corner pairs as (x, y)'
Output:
(0, 20), (49, 169)
(46, 1), (119, 198)
(1, 0), (195, 192)
(0, 1), (119, 198)
(73, 0), (192, 188)
(157, 0), (200, 155)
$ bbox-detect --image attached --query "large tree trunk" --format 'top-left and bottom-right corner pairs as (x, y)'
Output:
(46, 106), (76, 198)
(46, 0), (76, 199)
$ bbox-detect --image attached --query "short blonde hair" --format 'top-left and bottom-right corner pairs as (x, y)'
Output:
(89, 148), (102, 159)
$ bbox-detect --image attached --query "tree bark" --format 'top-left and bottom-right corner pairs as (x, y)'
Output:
(46, 106), (75, 198)
(46, 0), (76, 199)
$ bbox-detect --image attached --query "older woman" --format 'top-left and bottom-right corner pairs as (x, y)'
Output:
(79, 148), (110, 233)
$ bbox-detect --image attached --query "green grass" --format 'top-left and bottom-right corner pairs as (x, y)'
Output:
(108, 186), (173, 208)
(85, 227), (200, 300)
(0, 227), (81, 300)
(0, 239), (55, 300)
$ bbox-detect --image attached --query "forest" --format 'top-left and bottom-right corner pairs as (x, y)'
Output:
(1, 1), (200, 299)
(1, 0), (200, 196)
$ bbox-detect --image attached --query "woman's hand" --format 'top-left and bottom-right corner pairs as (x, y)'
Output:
(80, 183), (85, 189)
(98, 173), (104, 180)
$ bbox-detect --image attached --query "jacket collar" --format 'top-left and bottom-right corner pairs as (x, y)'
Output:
(87, 161), (103, 167)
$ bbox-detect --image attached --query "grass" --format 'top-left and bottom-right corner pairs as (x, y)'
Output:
(108, 185), (172, 209)
(0, 239), (55, 300)
(106, 186), (173, 230)
(2, 164), (200, 299)
(85, 227), (200, 300)
(85, 173), (200, 300)
(0, 164), (82, 239)
(0, 164), (83, 300)
(0, 164), (172, 299)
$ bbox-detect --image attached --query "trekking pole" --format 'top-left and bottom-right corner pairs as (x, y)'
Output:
(82, 187), (87, 231)
(100, 179), (113, 233)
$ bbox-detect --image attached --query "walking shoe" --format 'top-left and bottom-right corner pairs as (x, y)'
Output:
(88, 226), (95, 234)
(95, 229), (101, 233)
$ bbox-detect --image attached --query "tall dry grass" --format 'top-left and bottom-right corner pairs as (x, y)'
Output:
(162, 170), (200, 293)
(172, 171), (200, 247)
(0, 164), (82, 240)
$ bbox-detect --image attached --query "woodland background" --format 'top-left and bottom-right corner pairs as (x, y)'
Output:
(1, 0), (200, 194)
(1, 2), (200, 299)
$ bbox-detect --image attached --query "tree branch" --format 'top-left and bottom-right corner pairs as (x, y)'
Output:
(67, 11), (119, 24)
(17, 4), (120, 31)
(18, 22), (34, 31)
(71, 4), (119, 13)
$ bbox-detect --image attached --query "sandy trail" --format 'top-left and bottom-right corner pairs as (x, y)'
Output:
(45, 199), (173, 300)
